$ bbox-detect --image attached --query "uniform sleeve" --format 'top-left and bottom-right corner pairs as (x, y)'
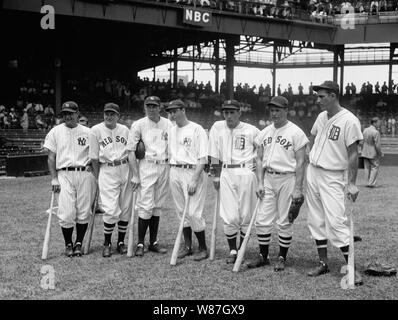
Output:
(197, 126), (208, 162)
(345, 116), (363, 147)
(88, 128), (99, 160)
(126, 120), (141, 152)
(310, 115), (320, 136)
(293, 127), (310, 152)
(253, 126), (261, 148)
(43, 128), (56, 153)
(208, 124), (219, 159)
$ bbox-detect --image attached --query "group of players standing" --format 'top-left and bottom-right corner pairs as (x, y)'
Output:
(43, 80), (363, 285)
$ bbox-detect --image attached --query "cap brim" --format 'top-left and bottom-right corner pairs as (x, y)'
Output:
(313, 85), (338, 92)
(221, 106), (240, 110)
(267, 102), (288, 108)
(61, 108), (78, 113)
(104, 108), (120, 114)
(145, 102), (160, 106)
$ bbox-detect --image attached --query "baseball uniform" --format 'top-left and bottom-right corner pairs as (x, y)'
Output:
(43, 101), (96, 257)
(254, 120), (308, 267)
(89, 120), (132, 251)
(307, 108), (363, 248)
(208, 118), (259, 254)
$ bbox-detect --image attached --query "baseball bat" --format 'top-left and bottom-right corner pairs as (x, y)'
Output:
(41, 191), (55, 260)
(83, 189), (99, 255)
(127, 191), (137, 257)
(170, 195), (191, 266)
(209, 190), (220, 261)
(347, 206), (355, 289)
(233, 198), (261, 272)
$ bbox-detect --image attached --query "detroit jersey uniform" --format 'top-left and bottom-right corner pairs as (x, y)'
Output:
(255, 121), (309, 251)
(307, 108), (363, 248)
(168, 121), (208, 233)
(43, 123), (96, 228)
(89, 122), (132, 225)
(208, 120), (259, 237)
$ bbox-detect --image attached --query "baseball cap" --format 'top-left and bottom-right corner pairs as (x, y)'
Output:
(61, 101), (78, 113)
(144, 96), (161, 106)
(104, 103), (120, 114)
(312, 81), (340, 94)
(267, 96), (289, 109)
(165, 99), (186, 111)
(221, 99), (240, 110)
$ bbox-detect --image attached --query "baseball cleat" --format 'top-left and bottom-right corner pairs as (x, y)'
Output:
(177, 246), (193, 259)
(102, 244), (112, 258)
(135, 244), (144, 257)
(65, 244), (74, 257)
(274, 256), (285, 272)
(307, 261), (330, 277)
(226, 251), (238, 264)
(148, 242), (167, 254)
(73, 242), (83, 257)
(193, 248), (209, 261)
(116, 242), (127, 255)
(247, 254), (270, 269)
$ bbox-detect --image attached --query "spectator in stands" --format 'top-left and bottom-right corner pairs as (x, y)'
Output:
(9, 108), (19, 129)
(35, 114), (46, 131)
(370, 1), (379, 14)
(345, 83), (351, 96)
(367, 81), (373, 94)
(21, 109), (29, 132)
(298, 83), (304, 95)
(379, 0), (387, 11)
(355, 1), (365, 13)
(277, 84), (282, 96)
(34, 101), (44, 114)
(79, 116), (89, 127)
(309, 82), (313, 95)
(375, 81), (381, 94)
(351, 82), (357, 95)
(381, 81), (388, 94)
(0, 108), (5, 129)
(3, 112), (11, 129)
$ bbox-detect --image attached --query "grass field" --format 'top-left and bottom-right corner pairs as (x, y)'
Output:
(0, 166), (397, 300)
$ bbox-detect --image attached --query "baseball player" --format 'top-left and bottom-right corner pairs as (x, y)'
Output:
(89, 103), (133, 258)
(361, 117), (383, 188)
(166, 99), (209, 261)
(127, 96), (172, 256)
(248, 96), (309, 271)
(208, 99), (260, 264)
(43, 101), (96, 257)
(306, 81), (363, 285)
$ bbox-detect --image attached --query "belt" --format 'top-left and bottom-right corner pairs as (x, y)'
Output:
(145, 159), (169, 164)
(105, 159), (129, 167)
(265, 169), (288, 175)
(170, 164), (196, 169)
(58, 166), (86, 171)
(222, 164), (246, 168)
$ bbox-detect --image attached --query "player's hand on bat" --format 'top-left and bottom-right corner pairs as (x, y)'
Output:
(188, 178), (198, 196)
(347, 183), (359, 202)
(256, 183), (264, 199)
(51, 177), (60, 193)
(212, 177), (220, 190)
(131, 176), (140, 191)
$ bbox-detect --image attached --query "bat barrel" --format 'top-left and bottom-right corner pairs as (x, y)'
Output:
(41, 191), (55, 260)
(127, 192), (137, 257)
(170, 196), (190, 266)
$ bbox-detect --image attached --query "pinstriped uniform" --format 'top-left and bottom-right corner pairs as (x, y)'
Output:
(307, 109), (363, 248)
(89, 123), (132, 224)
(168, 121), (208, 232)
(126, 116), (172, 219)
(43, 123), (96, 228)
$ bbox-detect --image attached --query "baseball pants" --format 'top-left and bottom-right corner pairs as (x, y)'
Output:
(99, 162), (133, 225)
(137, 160), (170, 219)
(57, 170), (97, 228)
(169, 167), (207, 232)
(256, 171), (295, 237)
(306, 164), (349, 248)
(220, 168), (257, 236)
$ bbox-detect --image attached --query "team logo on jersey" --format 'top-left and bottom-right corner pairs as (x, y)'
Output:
(234, 135), (245, 150)
(328, 125), (341, 141)
(183, 137), (192, 147)
(161, 131), (168, 141)
(77, 137), (86, 146)
(262, 136), (293, 150)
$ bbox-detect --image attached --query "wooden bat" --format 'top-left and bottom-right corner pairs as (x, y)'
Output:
(233, 198), (261, 272)
(340, 206), (355, 290)
(127, 192), (137, 257)
(209, 190), (220, 261)
(83, 189), (99, 255)
(42, 191), (55, 260)
(170, 196), (191, 266)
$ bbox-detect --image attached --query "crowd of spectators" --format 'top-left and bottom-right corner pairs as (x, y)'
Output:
(151, 0), (398, 23)
(1, 76), (397, 137)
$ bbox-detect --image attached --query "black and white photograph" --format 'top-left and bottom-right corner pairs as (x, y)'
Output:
(0, 0), (397, 311)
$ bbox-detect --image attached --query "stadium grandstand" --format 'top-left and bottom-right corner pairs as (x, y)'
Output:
(0, 0), (397, 176)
